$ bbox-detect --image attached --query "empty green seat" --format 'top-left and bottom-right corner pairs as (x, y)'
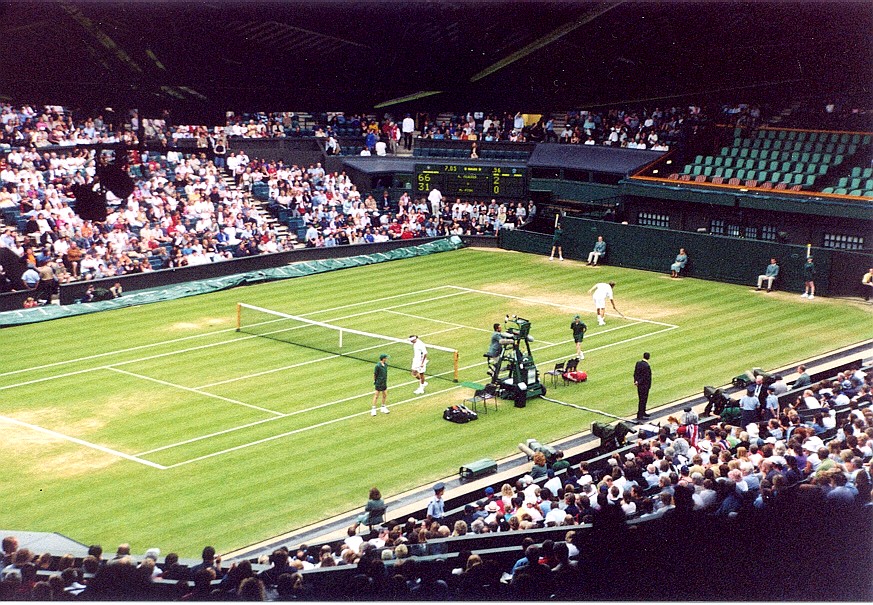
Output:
(803, 174), (815, 188)
(694, 155), (703, 164)
(851, 166), (861, 177)
(692, 165), (703, 176)
(770, 172), (782, 183)
(791, 174), (804, 185)
(817, 165), (828, 176)
(704, 166), (713, 177)
(833, 155), (844, 166)
(720, 147), (729, 156)
(796, 131), (807, 141)
(851, 134), (861, 145)
(778, 131), (787, 140)
(825, 143), (835, 153)
(736, 169), (747, 180)
(840, 133), (849, 144)
(822, 186), (835, 193)
(836, 143), (846, 154)
(863, 135), (871, 144)
(714, 167), (725, 177)
(749, 149), (759, 159)
(850, 178), (861, 189)
(834, 187), (848, 194)
(837, 177), (849, 188)
(811, 153), (822, 163)
(849, 189), (862, 196)
(724, 168), (734, 179)
(724, 158), (734, 168)
(740, 148), (749, 158)
(762, 139), (772, 149)
(714, 156), (724, 167)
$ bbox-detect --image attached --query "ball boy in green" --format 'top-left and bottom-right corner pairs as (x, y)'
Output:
(372, 354), (390, 415)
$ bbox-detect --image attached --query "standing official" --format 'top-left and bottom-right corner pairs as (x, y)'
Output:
(634, 352), (652, 421)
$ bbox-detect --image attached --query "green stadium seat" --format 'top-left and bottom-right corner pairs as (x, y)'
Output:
(814, 142), (824, 152)
(851, 134), (861, 145)
(724, 158), (734, 168)
(821, 153), (832, 164)
(703, 166), (713, 177)
(733, 127), (743, 138)
(796, 131), (807, 141)
(833, 155), (844, 166)
(851, 166), (861, 177)
(850, 178), (861, 189)
(720, 147), (729, 156)
(836, 143), (846, 154)
(849, 189), (862, 196)
(749, 149), (759, 159)
(768, 161), (779, 172)
(840, 133), (849, 144)
(822, 186), (835, 194)
(752, 139), (763, 150)
(757, 130), (767, 139)
(863, 135), (871, 145)
(848, 144), (857, 154)
(746, 159), (756, 169)
(781, 161), (792, 172)
(825, 143), (835, 153)
(834, 188), (848, 194)
(866, 178), (873, 189)
(778, 130), (787, 140)
(766, 130), (776, 139)
(704, 156), (713, 165)
(817, 165), (828, 176)
(755, 160), (765, 170)
(806, 163), (818, 174)
(802, 142), (812, 152)
(772, 140), (782, 150)
(791, 174), (804, 186)
(763, 139), (773, 149)
(837, 177), (848, 188)
(736, 169), (747, 180)
(769, 172), (781, 183)
(692, 165), (703, 176)
(714, 167), (725, 177)
(695, 155), (704, 164)
(730, 147), (739, 157)
(811, 153), (821, 163)
(828, 133), (839, 143)
(800, 152), (810, 163)
(724, 168), (734, 179)
(864, 191), (873, 199)
(714, 156), (724, 167)
(803, 174), (815, 188)
(683, 164), (693, 174)
(789, 151), (799, 162)
(758, 170), (768, 181)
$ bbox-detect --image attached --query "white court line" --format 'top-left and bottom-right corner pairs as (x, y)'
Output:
(446, 285), (679, 328)
(134, 374), (437, 456)
(107, 368), (286, 416)
(0, 415), (167, 469)
(162, 386), (464, 469)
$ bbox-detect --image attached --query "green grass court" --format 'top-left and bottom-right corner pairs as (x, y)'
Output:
(2, 247), (871, 556)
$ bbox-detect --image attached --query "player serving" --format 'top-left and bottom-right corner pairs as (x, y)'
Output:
(588, 281), (621, 325)
(409, 335), (429, 394)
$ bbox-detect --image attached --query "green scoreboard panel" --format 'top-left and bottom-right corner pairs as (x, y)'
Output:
(414, 163), (527, 199)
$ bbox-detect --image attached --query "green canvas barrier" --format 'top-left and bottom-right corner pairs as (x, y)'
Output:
(0, 237), (463, 327)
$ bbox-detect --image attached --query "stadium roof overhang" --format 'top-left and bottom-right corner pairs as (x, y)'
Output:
(1, 1), (870, 120)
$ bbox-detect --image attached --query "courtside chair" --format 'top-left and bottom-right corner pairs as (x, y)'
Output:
(545, 362), (565, 387)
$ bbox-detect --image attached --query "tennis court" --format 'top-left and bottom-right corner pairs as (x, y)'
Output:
(2, 248), (869, 554)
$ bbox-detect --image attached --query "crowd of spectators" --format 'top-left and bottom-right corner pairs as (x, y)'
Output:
(236, 154), (536, 247)
(0, 146), (287, 299)
(0, 104), (138, 149)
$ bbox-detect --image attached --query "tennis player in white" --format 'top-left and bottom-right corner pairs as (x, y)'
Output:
(409, 335), (429, 394)
(588, 281), (617, 325)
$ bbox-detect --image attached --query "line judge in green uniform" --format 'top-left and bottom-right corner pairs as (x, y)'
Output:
(571, 315), (588, 359)
(372, 354), (390, 416)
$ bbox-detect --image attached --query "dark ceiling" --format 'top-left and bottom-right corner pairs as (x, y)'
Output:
(0, 1), (870, 119)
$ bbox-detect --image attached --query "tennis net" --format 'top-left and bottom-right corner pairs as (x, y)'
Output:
(236, 303), (459, 382)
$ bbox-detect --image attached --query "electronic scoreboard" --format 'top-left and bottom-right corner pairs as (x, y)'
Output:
(414, 163), (527, 199)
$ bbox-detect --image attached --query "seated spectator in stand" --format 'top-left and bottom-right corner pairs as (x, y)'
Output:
(353, 487), (386, 532)
(586, 235), (607, 266)
(756, 258), (780, 292)
(670, 248), (688, 278)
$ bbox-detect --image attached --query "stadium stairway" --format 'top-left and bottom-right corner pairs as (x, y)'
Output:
(218, 170), (296, 248)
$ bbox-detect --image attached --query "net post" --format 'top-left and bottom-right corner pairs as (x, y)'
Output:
(453, 350), (459, 382)
(236, 303), (241, 332)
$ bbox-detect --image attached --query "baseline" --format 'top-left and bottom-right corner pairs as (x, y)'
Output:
(0, 414), (167, 469)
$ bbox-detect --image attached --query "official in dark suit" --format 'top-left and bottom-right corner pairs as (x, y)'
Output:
(634, 352), (652, 420)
